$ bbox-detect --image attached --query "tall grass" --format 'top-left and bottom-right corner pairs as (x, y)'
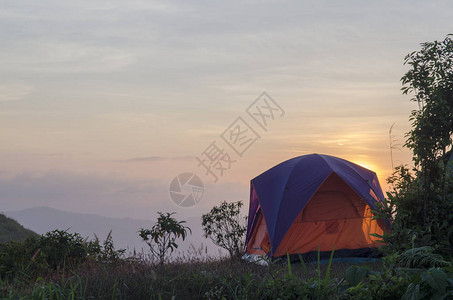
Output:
(1, 249), (384, 299)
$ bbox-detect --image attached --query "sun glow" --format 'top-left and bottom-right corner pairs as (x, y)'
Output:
(353, 161), (377, 172)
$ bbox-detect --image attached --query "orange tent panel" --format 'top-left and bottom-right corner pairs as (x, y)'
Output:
(273, 172), (386, 257)
(246, 212), (271, 256)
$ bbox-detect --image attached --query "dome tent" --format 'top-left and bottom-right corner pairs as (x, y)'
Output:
(245, 154), (389, 259)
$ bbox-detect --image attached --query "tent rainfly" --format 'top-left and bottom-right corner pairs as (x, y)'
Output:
(245, 154), (389, 259)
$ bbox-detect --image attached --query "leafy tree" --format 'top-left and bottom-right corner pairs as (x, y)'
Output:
(139, 212), (191, 265)
(374, 35), (453, 257)
(401, 34), (453, 225)
(201, 201), (247, 258)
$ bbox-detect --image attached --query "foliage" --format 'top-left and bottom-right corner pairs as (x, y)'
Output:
(401, 34), (453, 171)
(400, 34), (453, 226)
(0, 234), (451, 299)
(402, 267), (453, 300)
(5, 277), (88, 300)
(341, 251), (453, 300)
(36, 229), (90, 270)
(372, 166), (453, 259)
(396, 246), (451, 268)
(341, 254), (413, 300)
(0, 229), (91, 281)
(0, 236), (47, 282)
(344, 265), (370, 287)
(372, 34), (453, 259)
(89, 230), (126, 263)
(139, 212), (191, 265)
(201, 201), (247, 258)
(0, 229), (124, 283)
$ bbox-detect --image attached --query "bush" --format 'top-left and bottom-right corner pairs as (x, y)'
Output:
(201, 201), (247, 258)
(0, 229), (124, 283)
(372, 35), (453, 259)
(37, 229), (89, 270)
(139, 212), (191, 265)
(0, 236), (47, 281)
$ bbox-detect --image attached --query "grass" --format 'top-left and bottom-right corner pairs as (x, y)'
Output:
(0, 251), (384, 299)
(8, 230), (442, 299)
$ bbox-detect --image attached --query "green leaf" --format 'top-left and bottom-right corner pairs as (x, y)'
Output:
(402, 283), (425, 300)
(344, 265), (370, 287)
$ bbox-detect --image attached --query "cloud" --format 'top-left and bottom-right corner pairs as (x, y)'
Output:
(0, 171), (248, 220)
(0, 0), (445, 219)
(0, 171), (165, 217)
(0, 84), (33, 101)
(114, 156), (194, 162)
(0, 41), (136, 74)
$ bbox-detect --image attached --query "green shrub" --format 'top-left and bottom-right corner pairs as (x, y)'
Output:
(88, 230), (126, 263)
(139, 212), (191, 265)
(402, 267), (453, 300)
(0, 229), (124, 284)
(201, 201), (247, 258)
(0, 236), (47, 281)
(396, 246), (451, 268)
(36, 229), (89, 270)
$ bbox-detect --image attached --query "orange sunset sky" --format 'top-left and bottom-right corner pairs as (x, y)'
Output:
(1, 1), (451, 220)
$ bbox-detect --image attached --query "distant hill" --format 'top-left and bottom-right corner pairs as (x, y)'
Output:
(5, 207), (220, 257)
(0, 213), (38, 243)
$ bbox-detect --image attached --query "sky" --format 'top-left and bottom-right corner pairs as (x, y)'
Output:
(1, 0), (452, 221)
